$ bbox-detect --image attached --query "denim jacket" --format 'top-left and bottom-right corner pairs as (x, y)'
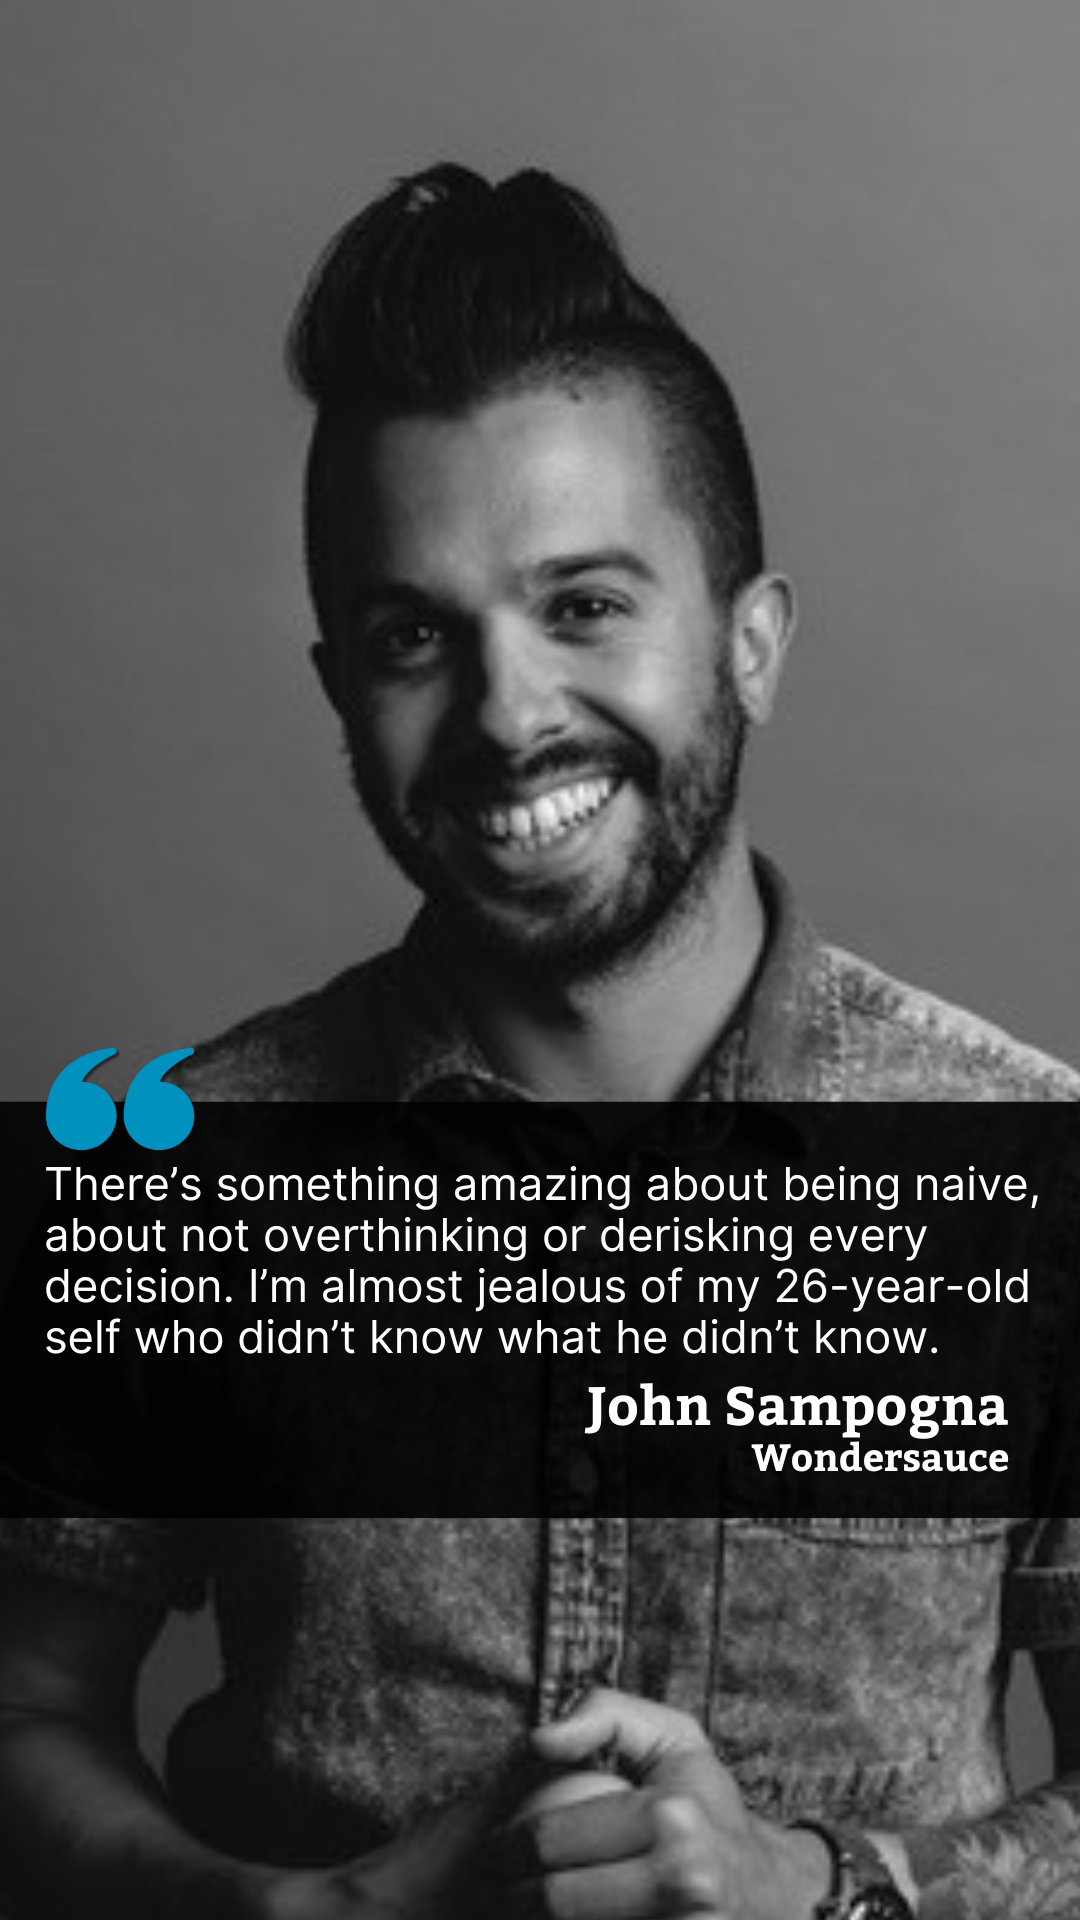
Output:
(0, 1511), (1077, 1870)
(170, 856), (1080, 1106)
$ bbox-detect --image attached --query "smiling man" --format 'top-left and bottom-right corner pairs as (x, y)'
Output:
(310, 372), (779, 1103)
(171, 164), (1077, 1108)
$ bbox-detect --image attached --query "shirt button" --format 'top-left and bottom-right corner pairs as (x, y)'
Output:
(566, 1453), (601, 1501)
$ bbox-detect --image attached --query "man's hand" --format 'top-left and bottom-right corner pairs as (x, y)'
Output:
(492, 1689), (832, 1920)
(257, 1779), (516, 1920)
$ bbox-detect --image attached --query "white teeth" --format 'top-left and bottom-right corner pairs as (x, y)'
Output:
(475, 776), (615, 848)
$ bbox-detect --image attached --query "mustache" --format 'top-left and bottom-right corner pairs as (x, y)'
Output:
(412, 735), (656, 815)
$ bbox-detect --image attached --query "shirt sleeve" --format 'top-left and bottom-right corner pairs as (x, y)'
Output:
(1002, 1517), (1080, 1649)
(1002, 1136), (1080, 1649)
(0, 1172), (225, 1556)
(0, 1512), (210, 1611)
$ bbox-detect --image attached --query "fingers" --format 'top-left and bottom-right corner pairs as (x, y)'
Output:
(494, 1784), (656, 1877)
(506, 1695), (755, 1918)
(503, 1792), (723, 1920)
(531, 1690), (710, 1778)
(530, 1692), (743, 1832)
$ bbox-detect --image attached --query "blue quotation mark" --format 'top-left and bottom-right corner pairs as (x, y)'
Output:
(46, 1050), (195, 1151)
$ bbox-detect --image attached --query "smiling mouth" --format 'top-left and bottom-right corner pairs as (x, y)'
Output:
(459, 774), (619, 853)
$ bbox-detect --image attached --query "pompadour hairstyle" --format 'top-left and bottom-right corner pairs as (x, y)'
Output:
(288, 164), (764, 636)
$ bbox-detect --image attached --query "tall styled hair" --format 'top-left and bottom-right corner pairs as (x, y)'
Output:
(288, 164), (764, 635)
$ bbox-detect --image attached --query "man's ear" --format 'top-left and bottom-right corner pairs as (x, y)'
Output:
(728, 573), (795, 725)
(311, 638), (341, 714)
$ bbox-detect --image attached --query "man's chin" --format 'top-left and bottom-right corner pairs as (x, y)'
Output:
(427, 892), (603, 982)
(421, 874), (686, 989)
(366, 823), (632, 980)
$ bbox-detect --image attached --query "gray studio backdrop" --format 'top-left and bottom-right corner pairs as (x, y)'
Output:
(1, 0), (1069, 1787)
(3, 0), (1079, 1100)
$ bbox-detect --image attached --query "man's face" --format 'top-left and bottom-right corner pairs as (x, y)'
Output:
(319, 378), (754, 979)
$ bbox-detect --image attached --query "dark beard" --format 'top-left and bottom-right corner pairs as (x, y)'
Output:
(345, 659), (747, 987)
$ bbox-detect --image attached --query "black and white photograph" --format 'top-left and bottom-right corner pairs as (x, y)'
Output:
(1, 6), (1079, 1917)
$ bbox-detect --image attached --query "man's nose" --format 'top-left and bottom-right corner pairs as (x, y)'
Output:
(466, 619), (567, 753)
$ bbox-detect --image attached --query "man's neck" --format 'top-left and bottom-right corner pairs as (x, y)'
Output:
(437, 833), (766, 1103)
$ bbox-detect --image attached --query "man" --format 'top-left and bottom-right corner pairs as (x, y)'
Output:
(1, 169), (1078, 1920)
(168, 164), (1076, 1108)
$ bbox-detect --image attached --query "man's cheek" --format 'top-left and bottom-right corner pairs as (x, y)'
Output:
(353, 711), (426, 797)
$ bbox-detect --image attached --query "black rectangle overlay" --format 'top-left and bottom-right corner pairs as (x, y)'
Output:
(2, 1100), (1077, 1519)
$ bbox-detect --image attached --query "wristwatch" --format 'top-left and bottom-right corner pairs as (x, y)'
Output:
(790, 1821), (915, 1920)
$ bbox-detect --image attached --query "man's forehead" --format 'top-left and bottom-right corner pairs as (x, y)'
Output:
(325, 376), (698, 585)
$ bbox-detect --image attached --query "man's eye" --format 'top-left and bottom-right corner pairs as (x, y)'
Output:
(369, 619), (447, 668)
(547, 591), (628, 632)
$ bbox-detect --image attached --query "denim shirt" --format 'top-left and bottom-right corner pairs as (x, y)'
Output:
(1, 1511), (1078, 1868)
(169, 856), (1080, 1106)
(2, 860), (1078, 1865)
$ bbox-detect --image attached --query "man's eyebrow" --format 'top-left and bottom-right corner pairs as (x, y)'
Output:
(345, 580), (439, 615)
(525, 549), (658, 588)
(345, 551), (657, 614)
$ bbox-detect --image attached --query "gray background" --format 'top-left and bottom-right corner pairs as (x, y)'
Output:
(3, 0), (1078, 1101)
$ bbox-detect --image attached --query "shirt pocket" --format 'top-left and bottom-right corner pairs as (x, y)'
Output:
(710, 1515), (1015, 1825)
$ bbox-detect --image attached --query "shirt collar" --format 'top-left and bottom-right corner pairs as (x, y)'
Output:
(391, 917), (519, 1104)
(691, 855), (844, 1104)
